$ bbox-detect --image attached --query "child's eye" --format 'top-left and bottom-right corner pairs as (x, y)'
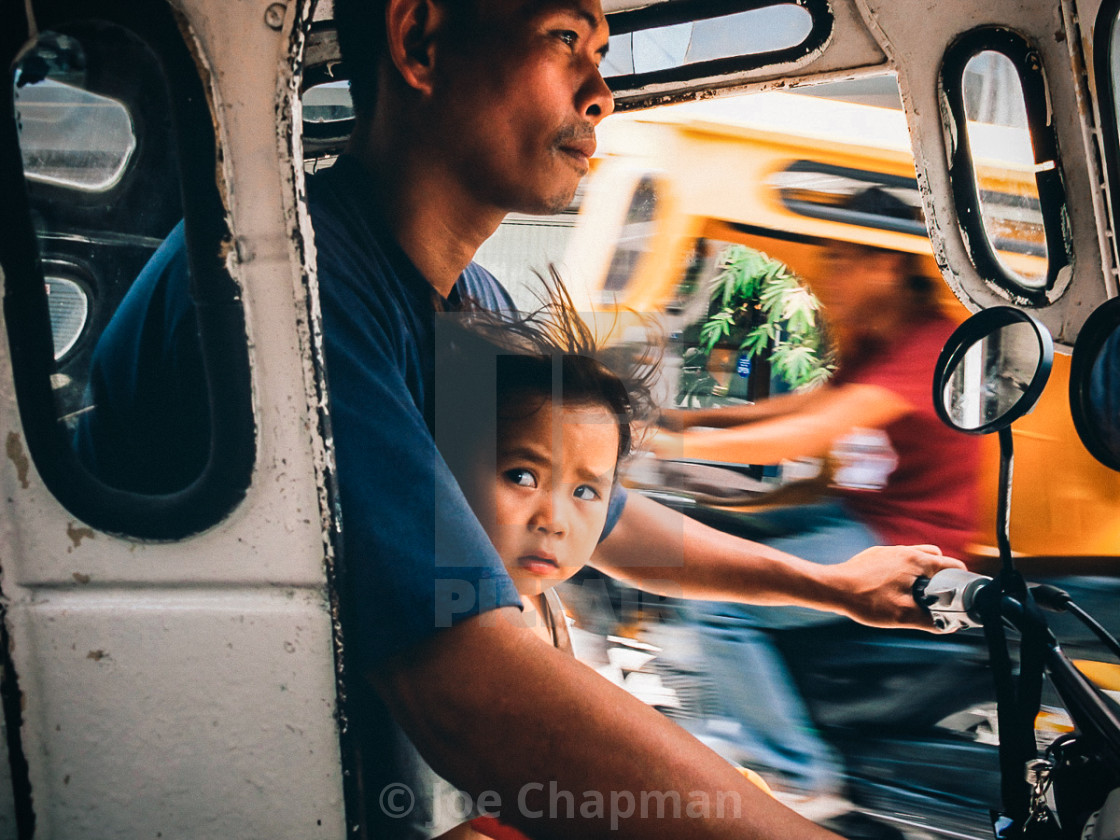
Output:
(506, 468), (537, 488)
(573, 484), (600, 501)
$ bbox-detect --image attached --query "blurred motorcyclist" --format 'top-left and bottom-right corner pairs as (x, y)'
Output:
(651, 188), (983, 800)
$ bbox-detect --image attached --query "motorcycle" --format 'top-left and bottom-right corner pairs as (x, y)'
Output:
(913, 301), (1120, 839)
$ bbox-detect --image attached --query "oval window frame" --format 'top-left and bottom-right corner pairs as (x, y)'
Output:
(940, 28), (1071, 306)
(1, 3), (254, 539)
(605, 0), (832, 106)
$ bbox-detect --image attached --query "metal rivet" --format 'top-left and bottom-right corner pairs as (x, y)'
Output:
(264, 3), (286, 30)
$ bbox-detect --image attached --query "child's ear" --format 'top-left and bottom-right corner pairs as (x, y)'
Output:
(384, 0), (446, 95)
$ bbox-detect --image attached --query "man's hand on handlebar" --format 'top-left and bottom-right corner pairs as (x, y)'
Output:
(818, 544), (968, 632)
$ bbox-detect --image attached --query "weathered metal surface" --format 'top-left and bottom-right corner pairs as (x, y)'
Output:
(856, 0), (1115, 347)
(0, 0), (346, 835)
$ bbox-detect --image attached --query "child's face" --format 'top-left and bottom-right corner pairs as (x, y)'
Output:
(466, 398), (620, 597)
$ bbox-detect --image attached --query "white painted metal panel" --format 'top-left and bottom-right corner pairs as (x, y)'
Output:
(0, 0), (346, 835)
(9, 590), (342, 839)
(856, 0), (1117, 346)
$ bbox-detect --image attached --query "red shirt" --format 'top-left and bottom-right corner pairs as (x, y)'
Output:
(830, 314), (981, 559)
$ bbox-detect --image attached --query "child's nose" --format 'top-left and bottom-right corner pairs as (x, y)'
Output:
(530, 493), (566, 536)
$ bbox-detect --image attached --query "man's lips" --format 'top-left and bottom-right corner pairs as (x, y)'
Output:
(559, 139), (596, 160)
(555, 125), (596, 167)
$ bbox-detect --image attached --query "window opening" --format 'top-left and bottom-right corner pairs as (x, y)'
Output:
(941, 30), (1069, 304)
(769, 162), (926, 238)
(604, 0), (831, 101)
(10, 25), (190, 446)
(14, 57), (136, 192)
(602, 4), (813, 79)
(43, 272), (89, 360)
(303, 79), (352, 124)
(2, 11), (252, 537)
(961, 50), (1047, 289)
(301, 78), (353, 160)
(668, 237), (831, 411)
(602, 176), (660, 300)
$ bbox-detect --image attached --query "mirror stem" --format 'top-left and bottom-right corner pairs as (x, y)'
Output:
(996, 426), (1014, 574)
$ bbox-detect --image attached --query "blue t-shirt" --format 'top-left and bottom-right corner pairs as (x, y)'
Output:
(309, 155), (524, 665)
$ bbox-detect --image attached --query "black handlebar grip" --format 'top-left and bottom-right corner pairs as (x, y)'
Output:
(912, 575), (935, 607)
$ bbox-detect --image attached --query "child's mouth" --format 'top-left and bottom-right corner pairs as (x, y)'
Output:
(518, 554), (560, 576)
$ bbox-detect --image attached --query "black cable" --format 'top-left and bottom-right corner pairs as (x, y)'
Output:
(1031, 584), (1120, 662)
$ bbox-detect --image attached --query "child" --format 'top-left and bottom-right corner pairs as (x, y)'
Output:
(425, 275), (658, 839)
(437, 280), (655, 644)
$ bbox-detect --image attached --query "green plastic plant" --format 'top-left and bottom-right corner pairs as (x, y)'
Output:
(676, 244), (834, 406)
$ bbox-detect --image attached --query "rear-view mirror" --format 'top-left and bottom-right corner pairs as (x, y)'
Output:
(933, 307), (1054, 435)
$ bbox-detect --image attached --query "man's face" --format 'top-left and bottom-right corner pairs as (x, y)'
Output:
(430, 0), (614, 215)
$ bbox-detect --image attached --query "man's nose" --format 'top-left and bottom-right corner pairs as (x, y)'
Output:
(580, 65), (615, 124)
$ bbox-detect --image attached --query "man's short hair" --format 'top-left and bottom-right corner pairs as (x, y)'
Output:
(335, 0), (476, 118)
(334, 0), (388, 117)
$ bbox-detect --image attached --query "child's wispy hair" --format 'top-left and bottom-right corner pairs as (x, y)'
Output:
(435, 267), (661, 469)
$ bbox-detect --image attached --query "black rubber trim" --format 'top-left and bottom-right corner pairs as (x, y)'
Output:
(940, 27), (1071, 304)
(1, 0), (254, 540)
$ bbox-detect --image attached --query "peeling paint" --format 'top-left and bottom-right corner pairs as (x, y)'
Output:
(66, 524), (95, 550)
(5, 432), (30, 489)
(71, 572), (91, 585)
(85, 650), (108, 662)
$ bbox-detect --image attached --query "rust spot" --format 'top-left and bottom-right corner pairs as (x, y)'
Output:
(67, 524), (94, 550)
(5, 432), (30, 489)
(86, 650), (107, 662)
(71, 572), (91, 585)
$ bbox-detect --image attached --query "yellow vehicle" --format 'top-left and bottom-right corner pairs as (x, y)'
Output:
(557, 88), (1120, 569)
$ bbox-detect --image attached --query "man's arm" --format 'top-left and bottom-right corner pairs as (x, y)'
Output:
(374, 611), (843, 840)
(592, 493), (963, 630)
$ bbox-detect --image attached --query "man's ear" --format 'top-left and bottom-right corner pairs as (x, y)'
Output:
(385, 0), (446, 95)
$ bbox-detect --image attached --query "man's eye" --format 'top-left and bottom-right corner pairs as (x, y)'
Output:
(506, 469), (537, 488)
(554, 30), (578, 47)
(573, 484), (600, 501)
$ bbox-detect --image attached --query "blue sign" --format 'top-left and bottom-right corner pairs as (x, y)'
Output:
(736, 355), (752, 378)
